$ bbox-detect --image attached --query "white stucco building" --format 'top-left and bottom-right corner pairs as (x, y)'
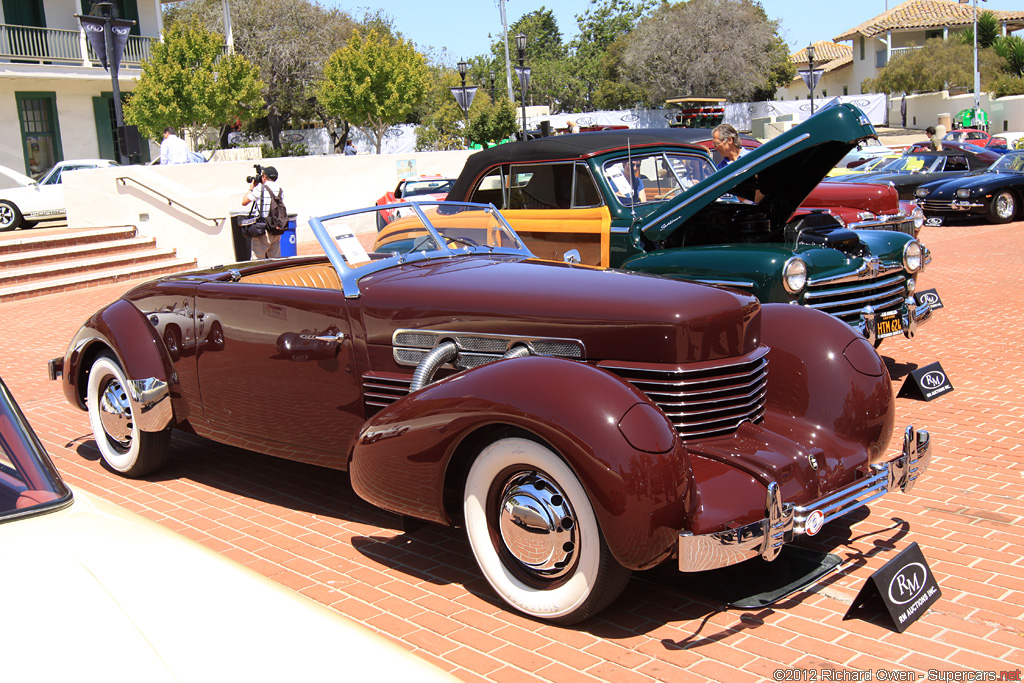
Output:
(0, 1), (169, 176)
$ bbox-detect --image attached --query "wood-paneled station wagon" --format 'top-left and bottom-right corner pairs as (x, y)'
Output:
(405, 104), (935, 348)
(49, 202), (931, 624)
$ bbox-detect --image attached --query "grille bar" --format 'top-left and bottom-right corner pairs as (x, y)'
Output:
(601, 350), (769, 440)
(805, 273), (908, 319)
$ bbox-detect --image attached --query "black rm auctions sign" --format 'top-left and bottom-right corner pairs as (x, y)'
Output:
(846, 542), (941, 633)
(899, 361), (954, 401)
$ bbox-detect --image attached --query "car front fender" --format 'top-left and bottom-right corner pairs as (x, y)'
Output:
(759, 303), (895, 470)
(61, 299), (178, 418)
(350, 355), (690, 571)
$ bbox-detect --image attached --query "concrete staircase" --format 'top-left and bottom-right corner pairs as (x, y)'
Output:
(0, 226), (196, 302)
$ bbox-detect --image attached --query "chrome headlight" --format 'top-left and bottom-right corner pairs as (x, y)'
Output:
(955, 188), (972, 199)
(912, 206), (925, 230)
(903, 240), (923, 273)
(915, 187), (930, 198)
(782, 257), (808, 295)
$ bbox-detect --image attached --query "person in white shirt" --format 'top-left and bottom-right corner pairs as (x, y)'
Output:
(711, 123), (750, 169)
(241, 166), (284, 259)
(160, 127), (190, 165)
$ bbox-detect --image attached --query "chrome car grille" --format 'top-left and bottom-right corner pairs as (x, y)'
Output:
(917, 199), (956, 211)
(392, 329), (584, 370)
(362, 373), (412, 410)
(804, 272), (906, 322)
(849, 217), (917, 236)
(599, 348), (769, 440)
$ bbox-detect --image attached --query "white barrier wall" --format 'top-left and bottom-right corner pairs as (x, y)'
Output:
(891, 91), (1024, 132)
(63, 150), (473, 269)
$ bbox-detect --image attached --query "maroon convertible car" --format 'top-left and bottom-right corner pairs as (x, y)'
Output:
(50, 202), (931, 624)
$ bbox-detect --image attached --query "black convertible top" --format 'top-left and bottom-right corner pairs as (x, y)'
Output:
(450, 128), (712, 200)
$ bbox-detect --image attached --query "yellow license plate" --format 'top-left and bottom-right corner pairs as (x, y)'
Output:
(877, 310), (904, 339)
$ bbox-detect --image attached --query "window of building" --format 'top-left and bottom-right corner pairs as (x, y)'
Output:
(876, 50), (887, 68)
(15, 93), (63, 178)
(843, 86), (849, 96)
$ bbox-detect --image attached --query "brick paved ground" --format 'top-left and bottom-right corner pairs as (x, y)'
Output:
(1, 219), (1022, 682)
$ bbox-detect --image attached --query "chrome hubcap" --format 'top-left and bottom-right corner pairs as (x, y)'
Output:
(497, 471), (577, 580)
(996, 194), (1014, 220)
(98, 378), (134, 449)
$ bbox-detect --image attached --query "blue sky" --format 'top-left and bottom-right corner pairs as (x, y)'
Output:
(326, 0), (1023, 65)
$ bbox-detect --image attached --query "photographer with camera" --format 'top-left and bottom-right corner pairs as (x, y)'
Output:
(241, 165), (284, 259)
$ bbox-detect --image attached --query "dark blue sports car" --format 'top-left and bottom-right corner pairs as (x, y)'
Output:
(915, 150), (1024, 225)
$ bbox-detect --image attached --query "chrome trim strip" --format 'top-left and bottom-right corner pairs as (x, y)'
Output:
(804, 273), (905, 300)
(805, 260), (905, 288)
(392, 329), (585, 367)
(678, 427), (931, 572)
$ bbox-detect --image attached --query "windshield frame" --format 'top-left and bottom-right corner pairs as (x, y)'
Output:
(310, 201), (534, 298)
(989, 151), (1024, 174)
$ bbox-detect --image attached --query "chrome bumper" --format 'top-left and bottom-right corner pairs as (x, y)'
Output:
(857, 293), (933, 346)
(678, 426), (931, 572)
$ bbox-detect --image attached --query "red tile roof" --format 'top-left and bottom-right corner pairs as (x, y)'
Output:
(791, 42), (853, 74)
(834, 0), (1024, 42)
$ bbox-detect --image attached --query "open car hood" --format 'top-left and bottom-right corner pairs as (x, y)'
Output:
(642, 103), (876, 242)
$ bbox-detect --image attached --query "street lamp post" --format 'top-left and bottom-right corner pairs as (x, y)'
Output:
(515, 33), (529, 141)
(77, 1), (140, 162)
(457, 60), (470, 146)
(449, 62), (478, 147)
(806, 43), (816, 115)
(489, 70), (496, 101)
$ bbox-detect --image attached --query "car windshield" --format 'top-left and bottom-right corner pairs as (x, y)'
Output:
(602, 153), (716, 207)
(311, 202), (532, 297)
(402, 179), (454, 197)
(0, 378), (71, 520)
(989, 152), (1024, 173)
(861, 156), (900, 172)
(880, 155), (944, 173)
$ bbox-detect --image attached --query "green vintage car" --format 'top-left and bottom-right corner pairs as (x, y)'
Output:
(384, 103), (936, 347)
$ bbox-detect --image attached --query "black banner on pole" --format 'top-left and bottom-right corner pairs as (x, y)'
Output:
(109, 19), (134, 71)
(77, 14), (109, 69)
(514, 65), (531, 95)
(449, 86), (479, 114)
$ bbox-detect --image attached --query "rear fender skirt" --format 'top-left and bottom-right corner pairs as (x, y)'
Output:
(351, 355), (690, 571)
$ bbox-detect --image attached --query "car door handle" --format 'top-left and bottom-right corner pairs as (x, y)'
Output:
(301, 332), (346, 343)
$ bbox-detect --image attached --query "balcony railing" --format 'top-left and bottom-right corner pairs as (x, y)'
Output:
(0, 23), (156, 68)
(890, 45), (924, 60)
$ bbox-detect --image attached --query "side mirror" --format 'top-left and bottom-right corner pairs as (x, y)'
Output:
(563, 249), (581, 264)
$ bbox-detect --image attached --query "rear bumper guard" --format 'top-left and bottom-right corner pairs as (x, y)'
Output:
(678, 426), (931, 572)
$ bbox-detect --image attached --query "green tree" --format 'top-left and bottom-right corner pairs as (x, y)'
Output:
(124, 20), (264, 147)
(571, 0), (656, 110)
(165, 0), (356, 149)
(865, 38), (1004, 94)
(467, 96), (520, 148)
(955, 10), (1001, 50)
(994, 34), (1024, 77)
(620, 0), (794, 103)
(318, 29), (431, 154)
(414, 66), (472, 151)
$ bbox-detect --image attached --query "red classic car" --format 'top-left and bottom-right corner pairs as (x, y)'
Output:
(682, 129), (922, 235)
(374, 175), (455, 229)
(50, 202), (931, 624)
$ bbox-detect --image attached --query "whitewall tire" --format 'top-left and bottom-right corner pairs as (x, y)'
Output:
(87, 355), (170, 477)
(463, 437), (631, 624)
